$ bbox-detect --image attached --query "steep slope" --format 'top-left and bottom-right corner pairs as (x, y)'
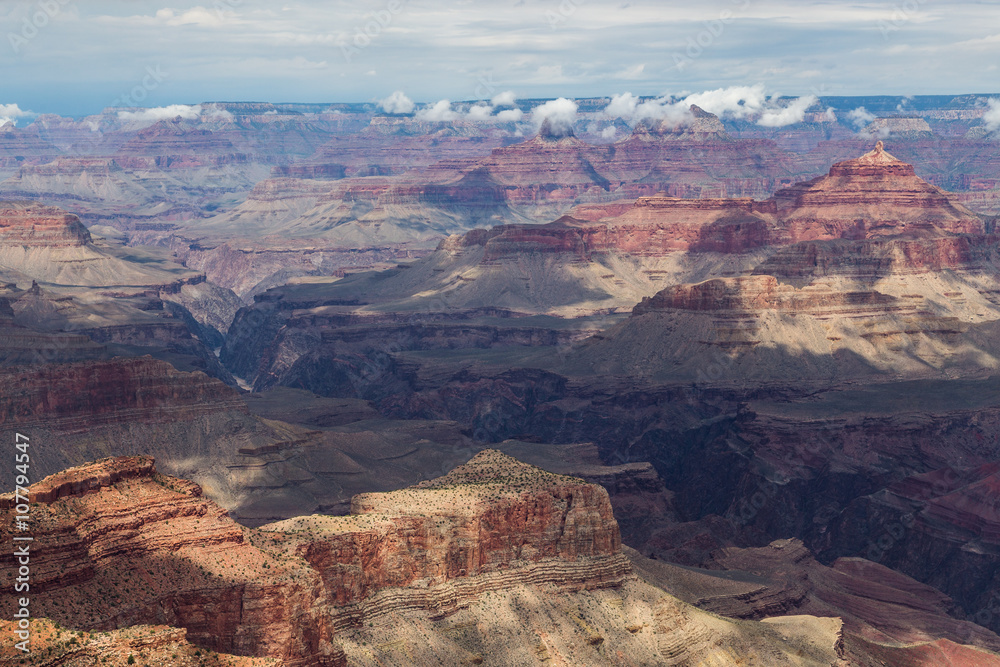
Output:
(0, 200), (242, 373)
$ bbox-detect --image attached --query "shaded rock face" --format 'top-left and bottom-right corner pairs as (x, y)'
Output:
(0, 200), (91, 247)
(819, 460), (1000, 636)
(633, 275), (897, 314)
(0, 453), (631, 666)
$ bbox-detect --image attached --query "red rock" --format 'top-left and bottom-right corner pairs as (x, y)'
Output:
(0, 452), (631, 665)
(0, 200), (91, 247)
(775, 141), (984, 242)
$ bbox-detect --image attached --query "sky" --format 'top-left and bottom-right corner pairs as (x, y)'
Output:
(1, 0), (999, 117)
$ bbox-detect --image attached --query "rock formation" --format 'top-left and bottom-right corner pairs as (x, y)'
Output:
(8, 454), (992, 666)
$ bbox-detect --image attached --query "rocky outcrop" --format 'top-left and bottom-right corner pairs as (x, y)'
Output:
(633, 275), (897, 313)
(0, 200), (91, 247)
(0, 453), (632, 666)
(863, 116), (935, 139)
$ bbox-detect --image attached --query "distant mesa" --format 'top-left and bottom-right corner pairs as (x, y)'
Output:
(0, 200), (92, 247)
(861, 116), (934, 139)
(632, 104), (729, 140)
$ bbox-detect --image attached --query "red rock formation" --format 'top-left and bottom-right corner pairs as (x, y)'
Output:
(633, 275), (898, 314)
(0, 452), (631, 666)
(440, 142), (986, 265)
(0, 356), (245, 431)
(775, 142), (985, 241)
(0, 200), (91, 247)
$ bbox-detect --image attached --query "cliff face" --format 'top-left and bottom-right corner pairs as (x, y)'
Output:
(0, 453), (632, 666)
(6, 453), (998, 666)
(0, 200), (92, 247)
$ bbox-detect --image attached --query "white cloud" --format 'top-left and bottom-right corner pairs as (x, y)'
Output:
(601, 126), (617, 139)
(466, 103), (493, 121)
(378, 91), (414, 114)
(533, 97), (578, 138)
(416, 99), (459, 122)
(847, 106), (876, 129)
(0, 103), (31, 127)
(604, 92), (639, 120)
(204, 108), (234, 121)
(602, 92), (692, 128)
(683, 84), (769, 120)
(496, 108), (524, 122)
(603, 86), (821, 130)
(984, 99), (1000, 132)
(491, 91), (517, 107)
(757, 95), (817, 127)
(117, 104), (203, 122)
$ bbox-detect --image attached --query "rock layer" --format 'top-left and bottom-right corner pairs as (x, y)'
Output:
(0, 453), (632, 666)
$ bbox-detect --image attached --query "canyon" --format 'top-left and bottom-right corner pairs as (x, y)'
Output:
(5, 94), (1000, 665)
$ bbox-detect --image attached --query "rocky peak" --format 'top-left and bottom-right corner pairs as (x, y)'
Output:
(827, 140), (916, 177)
(776, 142), (984, 240)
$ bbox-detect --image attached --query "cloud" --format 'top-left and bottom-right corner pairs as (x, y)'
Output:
(984, 99), (1000, 133)
(466, 103), (493, 121)
(602, 92), (692, 129)
(757, 95), (817, 127)
(378, 91), (415, 114)
(683, 84), (769, 120)
(533, 97), (578, 138)
(847, 106), (876, 129)
(0, 103), (31, 127)
(416, 99), (459, 122)
(603, 86), (822, 130)
(117, 104), (203, 122)
(495, 108), (524, 122)
(604, 92), (639, 120)
(491, 91), (518, 107)
(601, 126), (617, 139)
(203, 108), (234, 121)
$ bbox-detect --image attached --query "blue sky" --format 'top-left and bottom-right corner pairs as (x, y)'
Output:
(2, 0), (999, 116)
